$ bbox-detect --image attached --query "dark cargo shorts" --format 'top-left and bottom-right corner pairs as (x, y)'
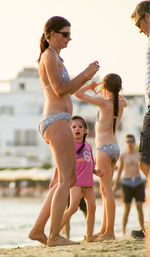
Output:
(139, 108), (150, 165)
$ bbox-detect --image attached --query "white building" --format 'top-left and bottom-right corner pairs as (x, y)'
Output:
(0, 67), (147, 168)
(0, 67), (49, 168)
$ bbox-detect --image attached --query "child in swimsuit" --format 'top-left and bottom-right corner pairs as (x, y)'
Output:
(75, 73), (127, 241)
(59, 116), (104, 242)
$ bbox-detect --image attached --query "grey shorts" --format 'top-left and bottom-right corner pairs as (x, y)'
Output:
(139, 109), (150, 165)
(39, 112), (72, 138)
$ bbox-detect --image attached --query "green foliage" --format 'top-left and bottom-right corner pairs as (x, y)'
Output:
(41, 162), (52, 169)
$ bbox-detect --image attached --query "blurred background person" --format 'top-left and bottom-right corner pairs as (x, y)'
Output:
(113, 134), (145, 235)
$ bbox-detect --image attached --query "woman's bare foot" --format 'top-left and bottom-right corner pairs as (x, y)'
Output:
(92, 231), (104, 238)
(47, 235), (80, 247)
(28, 230), (47, 245)
(96, 233), (116, 242)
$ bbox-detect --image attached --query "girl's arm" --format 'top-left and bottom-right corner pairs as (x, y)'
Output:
(43, 51), (99, 97)
(93, 169), (105, 177)
(89, 144), (105, 177)
(119, 95), (128, 108)
(74, 81), (105, 107)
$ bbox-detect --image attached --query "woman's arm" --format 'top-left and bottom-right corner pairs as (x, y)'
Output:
(43, 51), (99, 97)
(74, 81), (105, 107)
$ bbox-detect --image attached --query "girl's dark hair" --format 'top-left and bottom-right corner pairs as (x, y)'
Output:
(71, 116), (88, 154)
(102, 73), (122, 133)
(38, 16), (71, 62)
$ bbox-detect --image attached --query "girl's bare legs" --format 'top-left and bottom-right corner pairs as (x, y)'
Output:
(83, 187), (96, 241)
(96, 150), (116, 241)
(93, 185), (106, 238)
(44, 120), (78, 246)
(28, 184), (57, 244)
(61, 186), (82, 229)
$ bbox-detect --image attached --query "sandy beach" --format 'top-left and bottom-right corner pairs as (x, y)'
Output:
(0, 237), (146, 257)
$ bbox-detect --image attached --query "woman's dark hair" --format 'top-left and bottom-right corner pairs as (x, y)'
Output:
(71, 116), (88, 154)
(102, 73), (122, 133)
(38, 16), (71, 62)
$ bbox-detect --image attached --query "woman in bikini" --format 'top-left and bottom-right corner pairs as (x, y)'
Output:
(75, 73), (127, 241)
(28, 16), (99, 247)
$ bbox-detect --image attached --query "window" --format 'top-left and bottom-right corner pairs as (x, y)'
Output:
(117, 122), (122, 131)
(87, 121), (95, 138)
(0, 106), (14, 115)
(19, 83), (25, 90)
(14, 130), (37, 146)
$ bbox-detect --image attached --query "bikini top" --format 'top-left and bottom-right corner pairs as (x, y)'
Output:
(96, 110), (114, 128)
(42, 46), (70, 89)
(96, 97), (124, 128)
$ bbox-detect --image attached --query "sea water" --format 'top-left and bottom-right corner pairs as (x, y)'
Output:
(0, 198), (145, 248)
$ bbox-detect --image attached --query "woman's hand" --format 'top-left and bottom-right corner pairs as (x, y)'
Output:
(83, 61), (100, 81)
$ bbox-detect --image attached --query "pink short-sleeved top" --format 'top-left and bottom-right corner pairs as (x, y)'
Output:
(75, 142), (95, 187)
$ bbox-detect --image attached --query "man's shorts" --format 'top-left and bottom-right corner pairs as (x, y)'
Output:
(139, 108), (150, 165)
(122, 183), (145, 203)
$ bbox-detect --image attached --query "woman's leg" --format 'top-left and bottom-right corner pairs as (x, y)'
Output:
(61, 186), (82, 229)
(96, 150), (116, 241)
(83, 187), (96, 241)
(44, 119), (78, 246)
(28, 184), (57, 244)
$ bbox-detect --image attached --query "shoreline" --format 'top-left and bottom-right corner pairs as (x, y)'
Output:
(0, 237), (146, 257)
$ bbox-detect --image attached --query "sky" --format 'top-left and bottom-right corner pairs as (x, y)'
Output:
(0, 0), (148, 94)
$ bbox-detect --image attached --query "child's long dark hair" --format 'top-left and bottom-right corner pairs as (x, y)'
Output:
(71, 116), (88, 154)
(102, 73), (122, 133)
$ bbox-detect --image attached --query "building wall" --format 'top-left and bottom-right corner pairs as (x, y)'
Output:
(0, 67), (146, 167)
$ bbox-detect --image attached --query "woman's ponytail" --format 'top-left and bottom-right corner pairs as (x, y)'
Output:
(38, 33), (49, 62)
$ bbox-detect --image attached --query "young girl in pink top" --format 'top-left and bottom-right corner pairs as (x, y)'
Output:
(60, 116), (103, 242)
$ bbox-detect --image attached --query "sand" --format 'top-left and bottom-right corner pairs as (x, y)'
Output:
(0, 237), (146, 257)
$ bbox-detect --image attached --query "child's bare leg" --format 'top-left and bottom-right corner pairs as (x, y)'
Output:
(60, 186), (82, 229)
(96, 151), (116, 241)
(62, 220), (70, 239)
(83, 187), (96, 241)
(93, 184), (106, 238)
(28, 184), (57, 245)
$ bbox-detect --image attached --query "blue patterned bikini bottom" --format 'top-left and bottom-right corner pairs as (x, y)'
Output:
(97, 143), (120, 162)
(39, 112), (72, 137)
